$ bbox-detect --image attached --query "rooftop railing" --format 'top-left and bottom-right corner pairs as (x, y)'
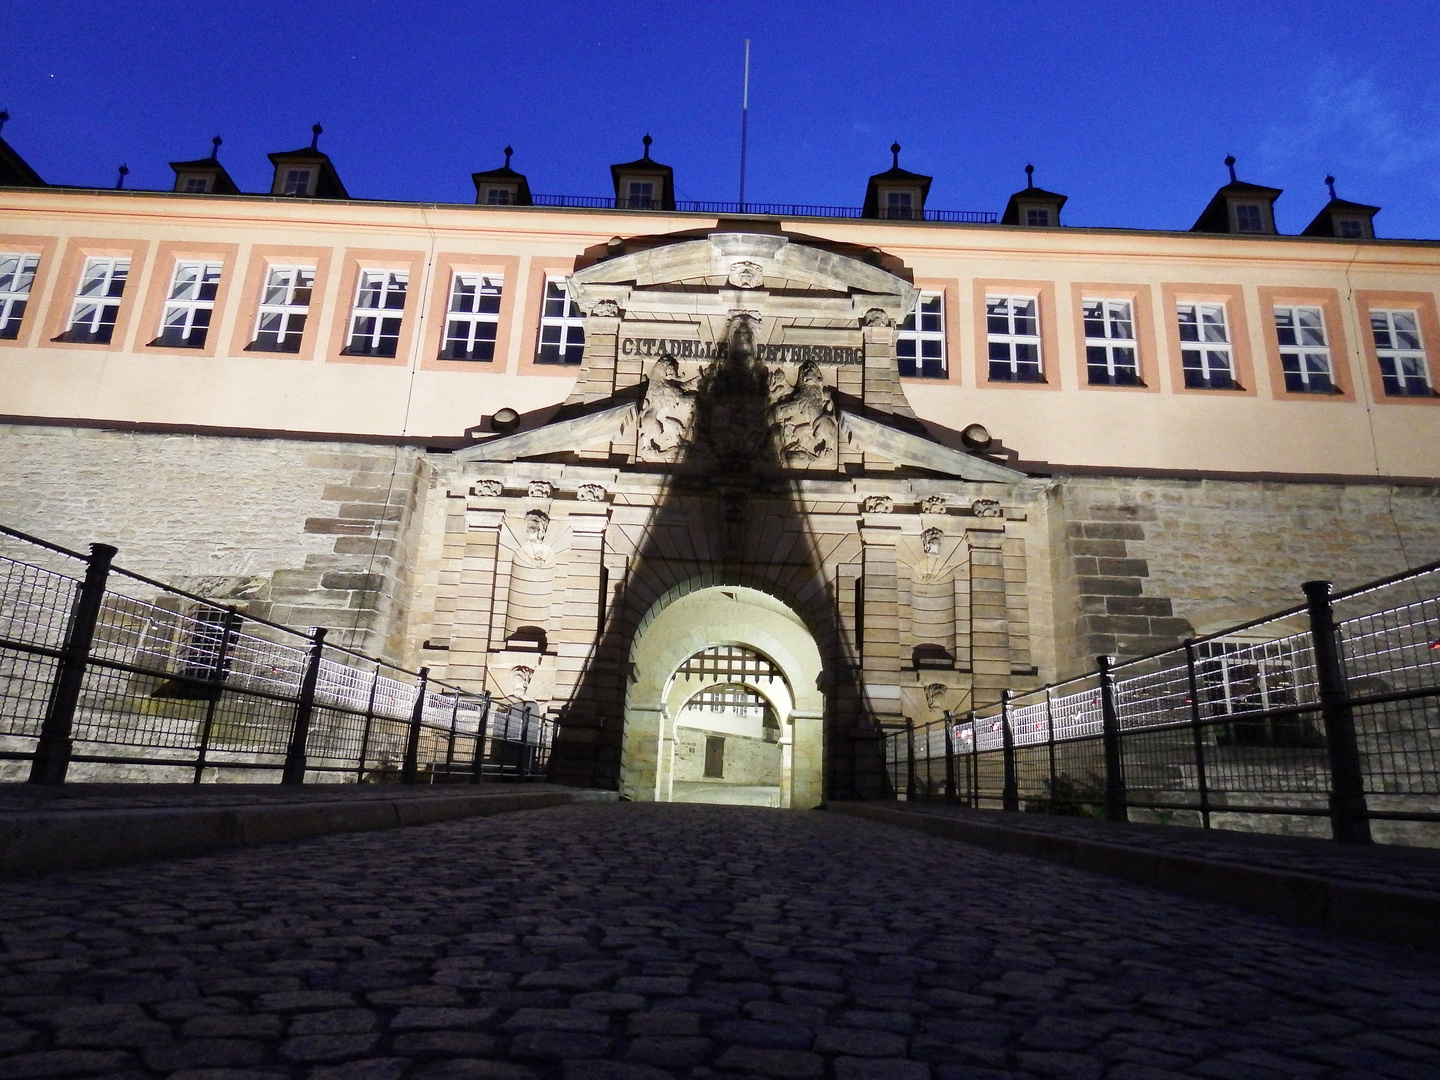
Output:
(530, 194), (998, 223)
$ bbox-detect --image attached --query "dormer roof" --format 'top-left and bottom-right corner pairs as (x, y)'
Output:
(1302, 178), (1380, 238)
(610, 135), (675, 210)
(169, 137), (242, 195)
(471, 147), (533, 205)
(1191, 157), (1282, 234)
(267, 125), (349, 199)
(1000, 165), (1067, 226)
(861, 143), (932, 219)
(0, 113), (45, 187)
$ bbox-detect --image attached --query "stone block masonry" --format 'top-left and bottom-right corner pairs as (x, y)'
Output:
(0, 423), (429, 660)
(1053, 475), (1440, 676)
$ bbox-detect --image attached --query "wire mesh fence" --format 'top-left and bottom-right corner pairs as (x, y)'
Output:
(0, 525), (553, 785)
(884, 562), (1440, 845)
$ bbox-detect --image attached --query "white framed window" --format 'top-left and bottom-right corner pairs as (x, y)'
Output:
(0, 253), (40, 340)
(484, 187), (512, 205)
(66, 257), (130, 344)
(180, 175), (212, 194)
(1273, 306), (1334, 394)
(885, 191), (914, 220)
(1025, 207), (1051, 227)
(536, 277), (585, 365)
(281, 168), (313, 196)
(1083, 299), (1140, 386)
(1234, 203), (1264, 233)
(157, 261), (222, 348)
(896, 292), (946, 378)
(1370, 309), (1433, 397)
(346, 270), (408, 357)
(442, 272), (503, 361)
(624, 181), (654, 209)
(1177, 303), (1235, 389)
(252, 265), (314, 353)
(1336, 217), (1364, 239)
(986, 295), (1042, 382)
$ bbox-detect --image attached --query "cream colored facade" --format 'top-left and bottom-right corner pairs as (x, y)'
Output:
(2, 184), (1439, 803)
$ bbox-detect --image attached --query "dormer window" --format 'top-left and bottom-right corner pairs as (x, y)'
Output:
(179, 174), (212, 193)
(1025, 206), (1051, 227)
(1234, 203), (1264, 233)
(281, 168), (314, 196)
(884, 191), (915, 220)
(625, 180), (655, 210)
(1336, 217), (1363, 238)
(484, 186), (513, 205)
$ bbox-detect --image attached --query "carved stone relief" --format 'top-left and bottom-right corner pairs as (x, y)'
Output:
(971, 498), (1003, 518)
(511, 666), (534, 696)
(861, 308), (893, 327)
(473, 479), (503, 498)
(637, 357), (700, 462)
(727, 261), (766, 288)
(767, 361), (837, 467)
(863, 495), (894, 514)
(922, 495), (948, 515)
(577, 483), (606, 502)
(924, 683), (949, 709)
(528, 480), (552, 499)
(590, 299), (620, 317)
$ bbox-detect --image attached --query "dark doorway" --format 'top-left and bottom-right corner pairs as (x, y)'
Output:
(704, 736), (726, 778)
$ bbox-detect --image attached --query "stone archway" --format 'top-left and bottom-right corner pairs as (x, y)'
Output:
(620, 585), (825, 809)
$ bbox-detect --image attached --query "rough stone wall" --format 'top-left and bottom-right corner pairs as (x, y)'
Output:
(673, 727), (782, 785)
(1052, 476), (1440, 675)
(0, 424), (429, 659)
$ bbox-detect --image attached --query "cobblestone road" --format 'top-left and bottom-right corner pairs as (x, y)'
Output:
(1, 802), (1438, 1080)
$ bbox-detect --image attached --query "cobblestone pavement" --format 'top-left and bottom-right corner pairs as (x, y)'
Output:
(1, 802), (1438, 1080)
(0, 785), (580, 813)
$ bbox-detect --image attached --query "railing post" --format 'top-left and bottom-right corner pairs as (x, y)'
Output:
(1097, 654), (1128, 822)
(969, 711), (979, 808)
(905, 719), (917, 801)
(29, 542), (117, 785)
(943, 711), (956, 805)
(1303, 580), (1372, 843)
(356, 661), (381, 782)
(518, 703), (532, 782)
(281, 627), (326, 785)
(401, 667), (430, 785)
(193, 606), (239, 784)
(444, 691), (460, 778)
(1044, 686), (1057, 809)
(471, 693), (491, 784)
(1000, 691), (1019, 812)
(1183, 640), (1213, 829)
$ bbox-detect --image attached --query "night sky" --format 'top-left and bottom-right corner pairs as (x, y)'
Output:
(4, 1), (1439, 239)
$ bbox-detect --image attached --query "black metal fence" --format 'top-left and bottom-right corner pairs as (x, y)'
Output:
(529, 194), (998, 223)
(885, 564), (1440, 845)
(0, 525), (554, 785)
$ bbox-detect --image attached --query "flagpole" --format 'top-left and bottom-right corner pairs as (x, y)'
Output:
(739, 39), (750, 213)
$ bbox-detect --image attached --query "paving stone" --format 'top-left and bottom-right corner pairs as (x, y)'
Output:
(308, 1056), (411, 1080)
(1, 803), (1439, 1079)
(624, 1034), (711, 1067)
(389, 1006), (497, 1030)
(508, 1029), (612, 1059)
(714, 1044), (825, 1077)
(0, 1049), (134, 1077)
(390, 1030), (498, 1057)
(143, 1038), (268, 1071)
(833, 1057), (930, 1080)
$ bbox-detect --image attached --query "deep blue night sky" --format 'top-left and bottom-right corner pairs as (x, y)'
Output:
(4, 1), (1439, 238)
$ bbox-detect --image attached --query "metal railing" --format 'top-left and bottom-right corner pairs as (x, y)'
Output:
(0, 525), (553, 785)
(529, 194), (998, 223)
(885, 563), (1440, 844)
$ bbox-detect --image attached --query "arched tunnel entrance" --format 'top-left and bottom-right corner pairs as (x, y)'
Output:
(620, 585), (825, 808)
